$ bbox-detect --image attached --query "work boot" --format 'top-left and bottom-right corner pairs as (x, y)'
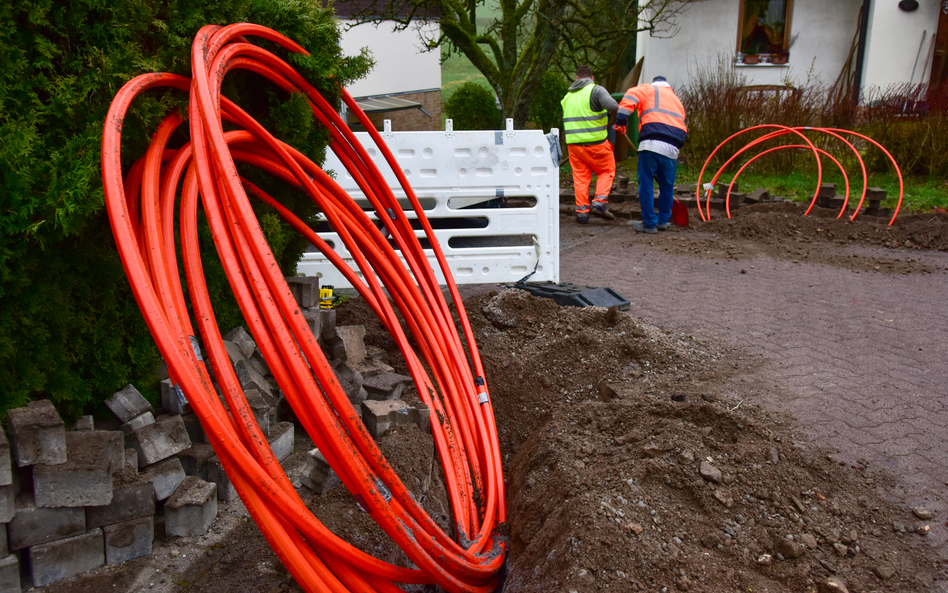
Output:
(632, 221), (657, 234)
(591, 202), (615, 220)
(576, 212), (589, 224)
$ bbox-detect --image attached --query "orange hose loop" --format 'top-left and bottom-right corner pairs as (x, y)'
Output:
(102, 26), (506, 593)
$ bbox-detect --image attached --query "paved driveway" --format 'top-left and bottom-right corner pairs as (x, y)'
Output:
(559, 223), (948, 559)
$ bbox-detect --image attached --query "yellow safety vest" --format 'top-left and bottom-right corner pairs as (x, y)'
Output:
(561, 84), (608, 144)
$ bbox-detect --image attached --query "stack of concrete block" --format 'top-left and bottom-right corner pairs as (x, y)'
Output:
(2, 399), (151, 588)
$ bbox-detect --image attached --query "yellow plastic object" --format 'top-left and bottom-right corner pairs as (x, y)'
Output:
(319, 286), (337, 309)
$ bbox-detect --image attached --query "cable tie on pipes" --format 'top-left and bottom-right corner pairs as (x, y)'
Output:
(477, 392), (489, 404)
(376, 478), (392, 503)
(474, 376), (485, 386)
(386, 207), (396, 220)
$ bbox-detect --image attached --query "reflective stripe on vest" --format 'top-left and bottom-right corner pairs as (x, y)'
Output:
(561, 84), (608, 144)
(641, 85), (686, 122)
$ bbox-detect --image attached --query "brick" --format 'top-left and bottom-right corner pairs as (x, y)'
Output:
(160, 379), (190, 415)
(7, 400), (67, 467)
(86, 473), (155, 528)
(177, 444), (216, 480)
(28, 528), (104, 587)
(0, 429), (11, 486)
(128, 414), (191, 466)
(207, 457), (238, 502)
(363, 372), (413, 401)
(285, 276), (319, 309)
(144, 456), (186, 501)
(105, 384), (154, 423)
(181, 413), (208, 445)
(268, 422), (294, 462)
(121, 411), (155, 437)
(165, 477), (218, 537)
(125, 449), (139, 473)
(299, 449), (341, 495)
(33, 432), (119, 508)
(72, 415), (94, 431)
(301, 307), (322, 338)
(328, 325), (367, 364)
(0, 484), (11, 523)
(9, 492), (85, 550)
(223, 326), (256, 360)
(234, 359), (273, 404)
(0, 555), (18, 593)
(104, 516), (153, 565)
(361, 400), (431, 439)
(243, 389), (270, 437)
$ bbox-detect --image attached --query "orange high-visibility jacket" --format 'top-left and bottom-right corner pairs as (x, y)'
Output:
(616, 82), (688, 148)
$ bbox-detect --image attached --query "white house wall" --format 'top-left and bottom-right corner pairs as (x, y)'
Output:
(638, 0), (861, 90)
(338, 20), (441, 97)
(863, 1), (939, 91)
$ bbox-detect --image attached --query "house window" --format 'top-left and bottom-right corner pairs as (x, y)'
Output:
(738, 0), (793, 63)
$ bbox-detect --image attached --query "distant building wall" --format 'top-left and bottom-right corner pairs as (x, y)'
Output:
(862, 1), (940, 91)
(347, 89), (442, 131)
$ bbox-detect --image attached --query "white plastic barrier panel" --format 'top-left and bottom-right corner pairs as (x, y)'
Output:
(296, 119), (560, 288)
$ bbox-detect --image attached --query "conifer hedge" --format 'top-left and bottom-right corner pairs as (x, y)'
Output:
(0, 0), (371, 419)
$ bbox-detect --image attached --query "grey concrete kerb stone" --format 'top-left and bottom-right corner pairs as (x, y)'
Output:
(165, 476), (218, 537)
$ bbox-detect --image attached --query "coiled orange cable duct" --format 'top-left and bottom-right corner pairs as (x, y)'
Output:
(101, 24), (506, 593)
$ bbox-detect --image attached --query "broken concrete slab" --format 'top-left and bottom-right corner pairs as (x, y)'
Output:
(0, 554), (17, 593)
(86, 473), (155, 528)
(33, 431), (122, 508)
(299, 449), (341, 495)
(104, 516), (153, 565)
(8, 492), (85, 550)
(7, 399), (67, 467)
(223, 326), (256, 360)
(207, 456), (238, 502)
(268, 422), (294, 463)
(363, 372), (413, 401)
(361, 400), (431, 439)
(128, 414), (191, 466)
(165, 476), (218, 537)
(28, 528), (105, 587)
(106, 384), (154, 423)
(177, 444), (216, 480)
(144, 456), (186, 501)
(285, 276), (319, 309)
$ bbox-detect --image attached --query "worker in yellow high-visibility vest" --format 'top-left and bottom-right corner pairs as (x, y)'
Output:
(561, 65), (619, 224)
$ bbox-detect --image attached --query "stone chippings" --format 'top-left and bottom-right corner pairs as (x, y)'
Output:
(7, 399), (67, 467)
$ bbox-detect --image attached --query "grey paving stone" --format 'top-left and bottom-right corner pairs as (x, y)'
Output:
(104, 516), (153, 565)
(285, 276), (319, 309)
(361, 400), (430, 439)
(177, 444), (216, 480)
(9, 492), (85, 550)
(223, 326), (256, 360)
(128, 414), (191, 466)
(105, 384), (153, 423)
(299, 448), (341, 495)
(0, 430), (10, 486)
(207, 456), (238, 502)
(164, 477), (217, 537)
(28, 528), (104, 587)
(0, 554), (18, 593)
(86, 473), (155, 528)
(144, 456), (186, 501)
(268, 422), (294, 462)
(33, 431), (121, 507)
(7, 400), (66, 467)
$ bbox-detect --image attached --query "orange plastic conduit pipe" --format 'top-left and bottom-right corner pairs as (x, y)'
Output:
(102, 24), (506, 593)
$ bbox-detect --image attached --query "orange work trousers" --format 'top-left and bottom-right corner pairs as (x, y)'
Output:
(568, 141), (616, 213)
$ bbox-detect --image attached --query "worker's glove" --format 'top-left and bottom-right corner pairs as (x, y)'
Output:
(614, 124), (627, 136)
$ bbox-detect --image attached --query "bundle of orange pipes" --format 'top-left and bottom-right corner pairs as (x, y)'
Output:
(101, 23), (506, 593)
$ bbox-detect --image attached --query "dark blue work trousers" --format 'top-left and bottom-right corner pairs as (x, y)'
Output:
(637, 149), (677, 228)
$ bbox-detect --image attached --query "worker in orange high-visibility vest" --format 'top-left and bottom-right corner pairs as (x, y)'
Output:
(561, 65), (619, 224)
(614, 75), (688, 233)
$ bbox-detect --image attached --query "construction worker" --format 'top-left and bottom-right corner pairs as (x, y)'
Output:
(561, 65), (619, 224)
(614, 75), (688, 233)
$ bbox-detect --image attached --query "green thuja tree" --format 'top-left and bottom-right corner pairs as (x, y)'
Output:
(0, 0), (372, 419)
